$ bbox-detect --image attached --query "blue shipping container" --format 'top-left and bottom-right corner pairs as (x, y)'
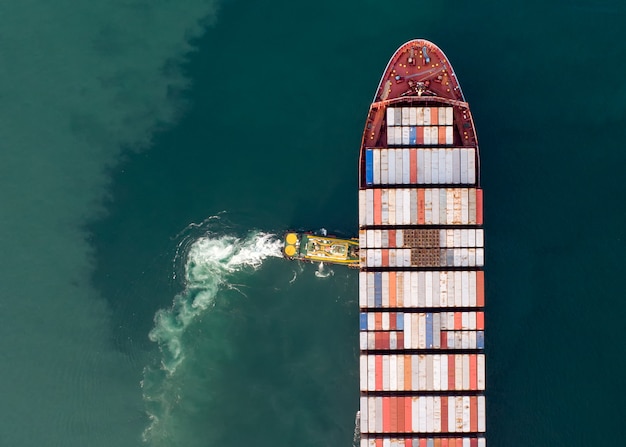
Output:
(477, 331), (485, 349)
(365, 150), (374, 185)
(409, 126), (417, 145)
(374, 272), (382, 307)
(360, 313), (368, 330)
(426, 313), (433, 348)
(396, 313), (404, 330)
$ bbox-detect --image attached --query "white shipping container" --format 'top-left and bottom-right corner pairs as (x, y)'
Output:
(359, 229), (367, 247)
(360, 356), (367, 390)
(468, 149), (476, 184)
(390, 354), (397, 391)
(404, 313), (412, 349)
(445, 149), (454, 184)
(375, 397), (383, 433)
(478, 439), (486, 447)
(374, 229), (382, 247)
(445, 107), (454, 125)
(417, 149), (425, 183)
(447, 396), (455, 434)
(477, 229), (484, 247)
(365, 189), (374, 225)
(477, 248), (485, 266)
(359, 190), (366, 226)
(402, 127), (410, 146)
(409, 107), (417, 125)
(382, 356), (390, 391)
(431, 126), (439, 145)
(478, 396), (486, 432)
(387, 149), (395, 184)
(360, 397), (368, 435)
(431, 149), (439, 184)
(424, 126), (431, 145)
(419, 396), (428, 433)
(423, 107), (431, 125)
(368, 396), (376, 433)
(360, 332), (368, 350)
(463, 355), (470, 390)
(402, 149), (410, 184)
(394, 127), (402, 145)
(455, 354), (463, 390)
(397, 354), (404, 390)
(381, 150), (389, 184)
(438, 107), (447, 125)
(462, 396), (471, 432)
(416, 107), (425, 126)
(478, 355), (486, 390)
(402, 107), (410, 126)
(445, 126), (454, 145)
(395, 189), (403, 225)
(373, 149), (381, 184)
(441, 354), (448, 391)
(433, 354), (441, 391)
(411, 397), (419, 432)
(396, 150), (403, 184)
(460, 148), (468, 184)
(426, 395), (434, 433)
(359, 272), (367, 307)
(386, 107), (396, 126)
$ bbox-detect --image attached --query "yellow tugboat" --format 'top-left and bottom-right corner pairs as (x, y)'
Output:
(283, 232), (359, 267)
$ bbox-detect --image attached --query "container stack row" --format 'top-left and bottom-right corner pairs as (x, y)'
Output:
(386, 107), (455, 147)
(360, 229), (484, 249)
(360, 437), (486, 447)
(359, 354), (486, 391)
(365, 148), (477, 186)
(387, 107), (454, 126)
(358, 188), (483, 226)
(359, 271), (484, 314)
(360, 395), (486, 433)
(359, 103), (484, 445)
(386, 126), (454, 146)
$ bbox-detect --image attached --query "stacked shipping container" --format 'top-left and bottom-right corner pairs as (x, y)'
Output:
(359, 103), (484, 447)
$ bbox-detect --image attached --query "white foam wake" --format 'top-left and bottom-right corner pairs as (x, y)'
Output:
(148, 231), (282, 375)
(142, 230), (282, 443)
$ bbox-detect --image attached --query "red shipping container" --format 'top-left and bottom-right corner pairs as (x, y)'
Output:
(383, 397), (391, 433)
(410, 149), (418, 183)
(476, 271), (485, 307)
(375, 356), (383, 390)
(476, 312), (484, 330)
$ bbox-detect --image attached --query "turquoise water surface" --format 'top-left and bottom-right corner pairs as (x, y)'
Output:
(1, 1), (625, 446)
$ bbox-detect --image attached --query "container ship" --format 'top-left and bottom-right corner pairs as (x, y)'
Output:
(358, 40), (485, 447)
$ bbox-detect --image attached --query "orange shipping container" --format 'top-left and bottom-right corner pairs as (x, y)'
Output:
(439, 126), (447, 144)
(383, 397), (390, 433)
(476, 189), (483, 225)
(374, 189), (382, 224)
(410, 149), (417, 183)
(470, 355), (477, 390)
(376, 356), (383, 390)
(404, 397), (412, 432)
(431, 107), (439, 125)
(476, 311), (484, 330)
(448, 355), (455, 390)
(441, 397), (448, 433)
(389, 272), (397, 307)
(470, 396), (478, 432)
(476, 271), (485, 307)
(418, 189), (425, 224)
(390, 396), (397, 432)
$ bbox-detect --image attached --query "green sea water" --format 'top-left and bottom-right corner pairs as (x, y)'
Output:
(1, 0), (626, 446)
